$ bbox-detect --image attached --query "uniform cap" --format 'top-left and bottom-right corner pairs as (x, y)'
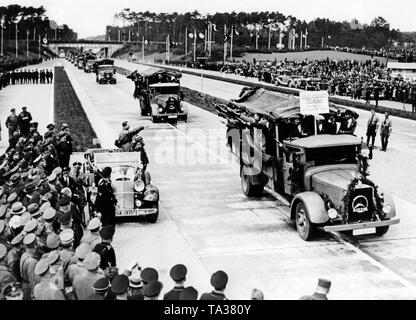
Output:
(47, 123), (55, 130)
(3, 282), (22, 298)
(129, 268), (142, 288)
(11, 202), (26, 215)
(62, 123), (69, 129)
(10, 173), (20, 183)
(10, 165), (19, 174)
(11, 232), (25, 246)
(122, 121), (128, 127)
(43, 207), (56, 221)
(23, 219), (38, 233)
(39, 202), (51, 213)
(140, 267), (159, 283)
(92, 277), (110, 292)
(75, 243), (91, 260)
(9, 215), (21, 229)
(101, 167), (112, 178)
(88, 218), (101, 231)
(20, 212), (31, 226)
(210, 270), (228, 290)
(111, 275), (130, 295)
(48, 173), (57, 183)
(27, 203), (40, 218)
(58, 211), (71, 225)
(83, 252), (101, 270)
(59, 196), (71, 206)
(46, 233), (60, 249)
(7, 193), (18, 204)
(99, 225), (115, 240)
(47, 250), (60, 265)
(34, 259), (49, 276)
(179, 286), (199, 300)
(0, 220), (5, 234)
(23, 233), (37, 246)
(59, 229), (74, 246)
(0, 205), (7, 218)
(33, 155), (42, 164)
(23, 181), (38, 193)
(170, 264), (187, 282)
(62, 167), (70, 174)
(143, 281), (163, 298)
(0, 244), (7, 260)
(52, 167), (63, 176)
(318, 278), (332, 289)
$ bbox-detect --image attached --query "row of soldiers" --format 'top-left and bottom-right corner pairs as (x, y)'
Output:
(1, 69), (53, 88)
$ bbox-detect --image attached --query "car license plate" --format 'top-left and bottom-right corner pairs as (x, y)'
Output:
(353, 227), (376, 236)
(116, 208), (157, 217)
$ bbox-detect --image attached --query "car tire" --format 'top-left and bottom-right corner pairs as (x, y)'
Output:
(147, 204), (159, 223)
(241, 166), (264, 197)
(376, 226), (389, 236)
(295, 201), (315, 241)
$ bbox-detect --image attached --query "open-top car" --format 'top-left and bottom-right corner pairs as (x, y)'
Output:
(216, 87), (399, 241)
(72, 149), (159, 223)
(274, 70), (302, 88)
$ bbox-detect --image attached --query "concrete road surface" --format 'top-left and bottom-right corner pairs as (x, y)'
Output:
(57, 58), (416, 300)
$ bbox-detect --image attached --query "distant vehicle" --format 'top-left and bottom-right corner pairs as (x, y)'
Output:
(216, 87), (399, 241)
(297, 77), (322, 91)
(127, 67), (188, 122)
(274, 70), (302, 88)
(71, 149), (160, 223)
(94, 59), (116, 84)
(59, 49), (65, 58)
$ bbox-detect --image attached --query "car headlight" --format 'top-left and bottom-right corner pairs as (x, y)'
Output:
(144, 190), (158, 202)
(382, 205), (392, 215)
(158, 107), (164, 113)
(134, 180), (145, 192)
(135, 200), (142, 207)
(328, 208), (338, 219)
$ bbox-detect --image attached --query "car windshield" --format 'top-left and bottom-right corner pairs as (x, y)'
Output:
(306, 145), (358, 166)
(153, 86), (179, 95)
(111, 165), (137, 181)
(99, 66), (113, 72)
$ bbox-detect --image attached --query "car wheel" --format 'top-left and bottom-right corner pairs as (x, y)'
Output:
(147, 204), (159, 223)
(241, 166), (264, 197)
(295, 201), (315, 241)
(376, 226), (389, 236)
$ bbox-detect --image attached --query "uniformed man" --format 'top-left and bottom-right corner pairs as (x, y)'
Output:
(21, 181), (41, 208)
(117, 121), (144, 151)
(86, 277), (114, 300)
(65, 243), (90, 288)
(43, 208), (59, 236)
(111, 274), (130, 300)
(200, 270), (229, 300)
(95, 167), (117, 226)
(72, 251), (104, 300)
(163, 264), (187, 300)
(80, 217), (101, 250)
(6, 233), (25, 281)
(20, 233), (39, 300)
(59, 196), (83, 247)
(0, 243), (17, 299)
(143, 280), (163, 300)
(5, 108), (19, 141)
(299, 278), (332, 300)
(380, 112), (393, 152)
(18, 107), (32, 137)
(58, 229), (77, 273)
(33, 259), (65, 300)
(179, 286), (199, 300)
(93, 225), (116, 272)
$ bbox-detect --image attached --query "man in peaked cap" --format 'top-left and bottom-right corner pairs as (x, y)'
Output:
(21, 181), (41, 208)
(33, 259), (65, 300)
(81, 217), (101, 250)
(59, 195), (84, 247)
(0, 243), (17, 300)
(65, 242), (90, 286)
(20, 233), (39, 299)
(143, 280), (163, 300)
(200, 270), (229, 300)
(43, 207), (58, 236)
(23, 219), (38, 234)
(72, 252), (104, 300)
(93, 225), (116, 271)
(58, 229), (77, 274)
(95, 166), (117, 227)
(46, 233), (60, 251)
(7, 233), (25, 281)
(18, 106), (32, 137)
(112, 274), (130, 300)
(86, 277), (112, 300)
(140, 267), (159, 285)
(299, 278), (332, 300)
(179, 286), (199, 300)
(5, 108), (19, 140)
(163, 264), (188, 300)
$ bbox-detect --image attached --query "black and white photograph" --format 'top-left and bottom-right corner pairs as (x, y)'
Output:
(0, 0), (416, 308)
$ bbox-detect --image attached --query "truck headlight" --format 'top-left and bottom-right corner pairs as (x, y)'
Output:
(158, 107), (164, 113)
(134, 180), (145, 192)
(382, 205), (392, 215)
(135, 200), (142, 207)
(328, 208), (338, 219)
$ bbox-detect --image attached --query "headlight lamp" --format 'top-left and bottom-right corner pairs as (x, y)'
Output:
(134, 180), (145, 192)
(328, 208), (338, 220)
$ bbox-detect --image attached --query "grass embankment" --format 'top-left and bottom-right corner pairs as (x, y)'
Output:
(54, 66), (98, 151)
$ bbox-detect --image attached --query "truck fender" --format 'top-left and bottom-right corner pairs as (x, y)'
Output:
(290, 192), (329, 224)
(382, 193), (396, 219)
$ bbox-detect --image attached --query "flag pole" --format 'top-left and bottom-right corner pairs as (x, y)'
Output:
(193, 28), (196, 63)
(230, 26), (233, 60)
(300, 31), (303, 50)
(142, 36), (145, 62)
(185, 26), (188, 55)
(305, 29), (308, 50)
(268, 25), (271, 51)
(255, 29), (258, 50)
(224, 24), (227, 62)
(38, 34), (41, 58)
(27, 29), (29, 57)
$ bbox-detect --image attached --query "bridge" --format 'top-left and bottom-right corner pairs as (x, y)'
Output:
(47, 40), (125, 57)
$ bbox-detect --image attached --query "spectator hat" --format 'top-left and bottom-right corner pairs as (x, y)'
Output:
(23, 219), (38, 233)
(75, 243), (91, 260)
(0, 205), (7, 219)
(43, 207), (56, 221)
(9, 173), (20, 185)
(34, 259), (49, 276)
(83, 252), (101, 270)
(59, 228), (74, 246)
(210, 270), (228, 290)
(129, 269), (142, 288)
(7, 193), (18, 204)
(9, 215), (21, 230)
(20, 212), (31, 226)
(52, 167), (63, 176)
(23, 233), (36, 247)
(88, 218), (101, 231)
(179, 286), (199, 300)
(92, 277), (110, 293)
(23, 181), (38, 194)
(47, 123), (55, 130)
(0, 244), (7, 260)
(318, 278), (332, 289)
(140, 267), (159, 284)
(0, 220), (5, 234)
(58, 211), (71, 225)
(28, 203), (41, 218)
(46, 233), (60, 250)
(47, 173), (57, 183)
(11, 202), (26, 215)
(11, 233), (25, 246)
(99, 225), (115, 240)
(170, 264), (187, 282)
(39, 202), (51, 214)
(47, 250), (60, 265)
(58, 196), (71, 207)
(111, 275), (130, 295)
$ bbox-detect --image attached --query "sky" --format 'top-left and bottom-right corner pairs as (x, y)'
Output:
(5, 0), (416, 38)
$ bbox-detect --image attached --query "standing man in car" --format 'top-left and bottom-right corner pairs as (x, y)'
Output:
(95, 167), (117, 227)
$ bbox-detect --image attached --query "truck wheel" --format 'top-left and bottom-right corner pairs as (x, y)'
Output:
(376, 226), (389, 236)
(295, 201), (315, 241)
(152, 116), (159, 123)
(241, 167), (264, 197)
(147, 204), (159, 223)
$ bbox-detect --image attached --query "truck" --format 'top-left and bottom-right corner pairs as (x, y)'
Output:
(83, 53), (97, 73)
(216, 87), (399, 241)
(127, 67), (188, 122)
(93, 58), (117, 84)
